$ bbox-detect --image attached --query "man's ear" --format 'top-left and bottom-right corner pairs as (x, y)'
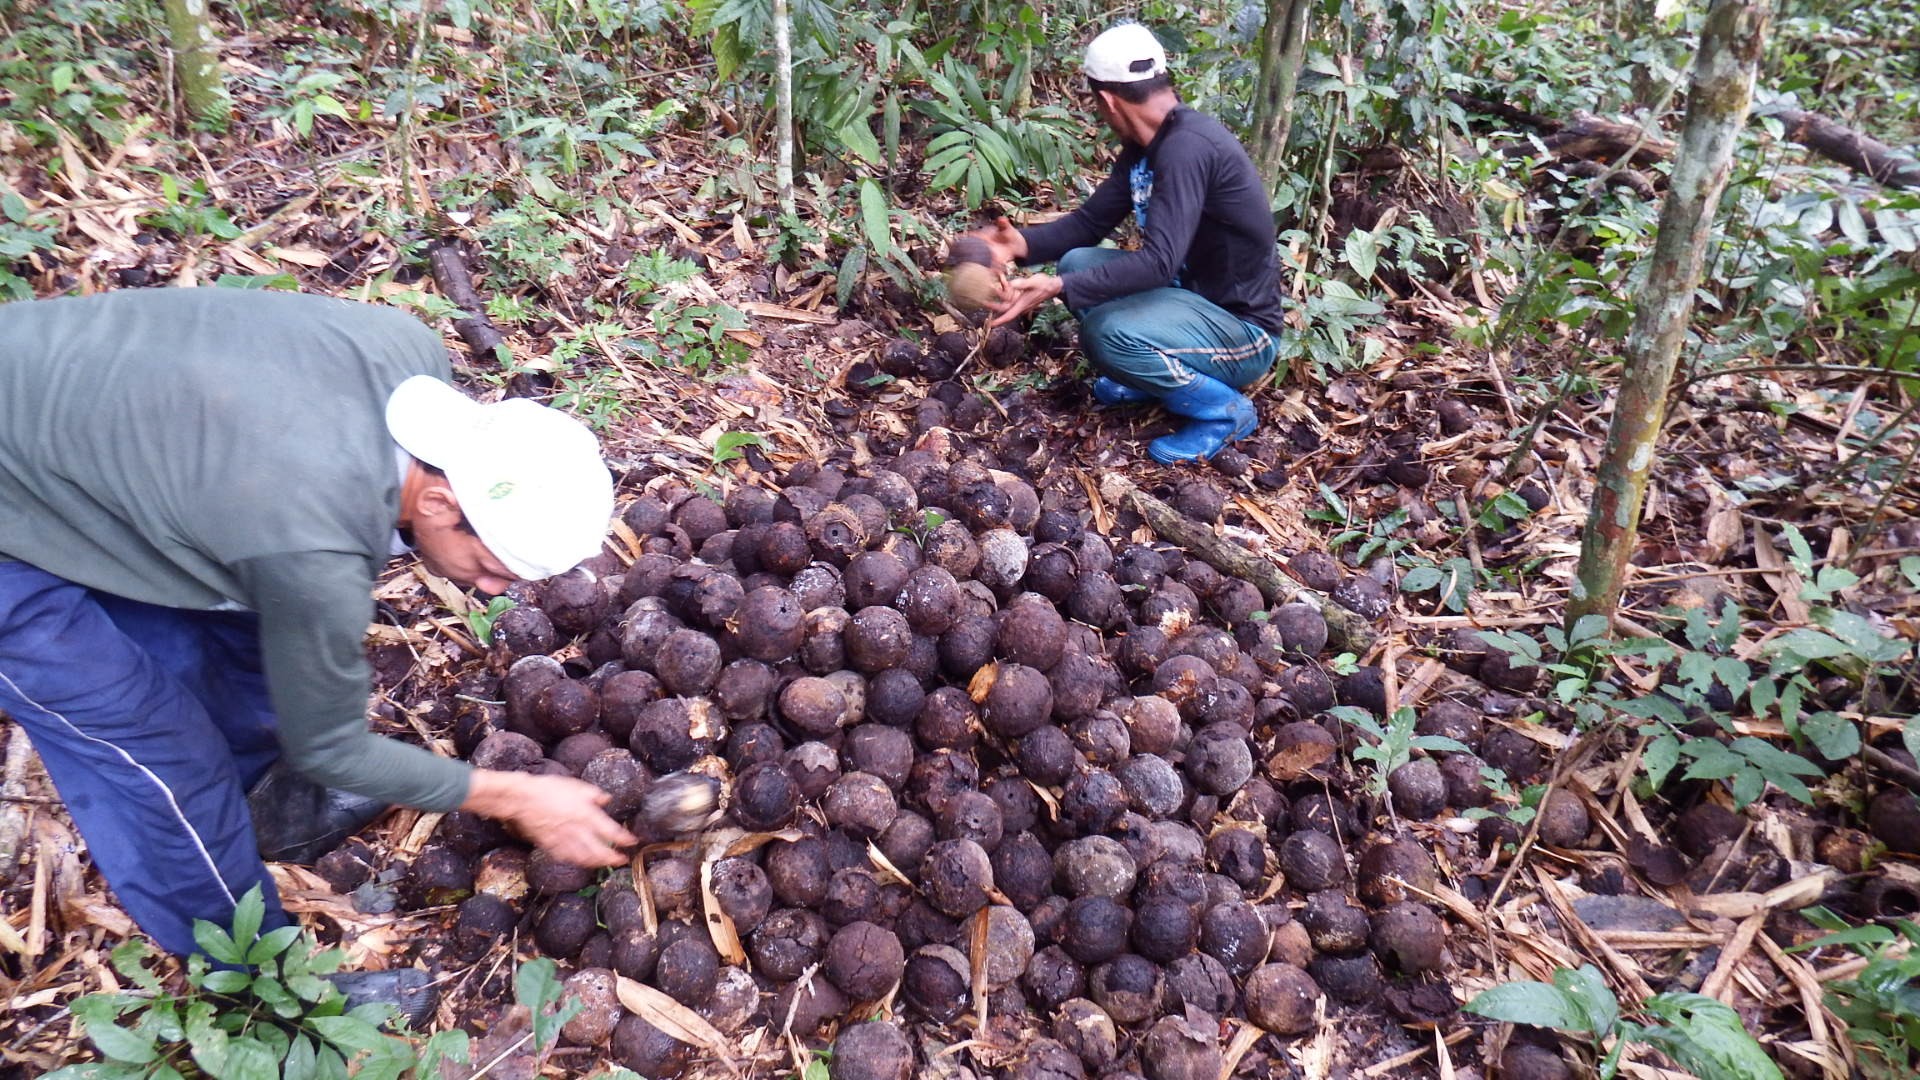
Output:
(415, 480), (464, 524)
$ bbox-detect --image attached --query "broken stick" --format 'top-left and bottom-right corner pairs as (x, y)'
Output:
(1097, 473), (1378, 654)
(425, 237), (509, 364)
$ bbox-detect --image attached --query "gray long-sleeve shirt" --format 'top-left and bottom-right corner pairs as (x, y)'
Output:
(0, 288), (472, 811)
(1020, 105), (1286, 334)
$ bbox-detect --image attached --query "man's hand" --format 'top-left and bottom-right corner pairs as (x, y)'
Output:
(968, 215), (1028, 270)
(461, 768), (636, 868)
(988, 273), (1063, 328)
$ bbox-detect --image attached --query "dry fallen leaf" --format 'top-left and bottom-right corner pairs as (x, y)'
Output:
(700, 859), (747, 966)
(615, 976), (729, 1051)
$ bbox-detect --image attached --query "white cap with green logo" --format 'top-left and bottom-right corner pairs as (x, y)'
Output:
(385, 375), (614, 581)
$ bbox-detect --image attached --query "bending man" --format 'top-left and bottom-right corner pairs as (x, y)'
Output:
(0, 287), (634, 958)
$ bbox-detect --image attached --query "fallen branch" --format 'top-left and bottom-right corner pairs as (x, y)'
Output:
(1764, 105), (1920, 190)
(1096, 473), (1378, 654)
(1539, 115), (1676, 169)
(1454, 88), (1920, 191)
(426, 238), (508, 365)
(1865, 744), (1920, 796)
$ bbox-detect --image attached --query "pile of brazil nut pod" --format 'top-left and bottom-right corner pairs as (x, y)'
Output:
(334, 440), (1511, 1080)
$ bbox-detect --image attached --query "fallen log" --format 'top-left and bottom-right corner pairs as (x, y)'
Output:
(1097, 473), (1379, 654)
(426, 238), (509, 365)
(1540, 115), (1675, 169)
(1763, 105), (1920, 190)
(1452, 89), (1920, 192)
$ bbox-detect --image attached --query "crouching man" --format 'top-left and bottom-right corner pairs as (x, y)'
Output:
(972, 23), (1287, 464)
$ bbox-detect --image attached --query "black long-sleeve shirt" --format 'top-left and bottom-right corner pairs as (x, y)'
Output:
(1019, 106), (1286, 334)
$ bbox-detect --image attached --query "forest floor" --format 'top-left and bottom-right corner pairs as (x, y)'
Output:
(2, 12), (1919, 1080)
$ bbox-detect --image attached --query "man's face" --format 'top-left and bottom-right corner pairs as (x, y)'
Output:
(1087, 87), (1116, 133)
(414, 515), (517, 596)
(1087, 88), (1136, 144)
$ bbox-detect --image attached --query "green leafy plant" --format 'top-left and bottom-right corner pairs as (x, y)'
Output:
(47, 885), (593, 1079)
(1461, 764), (1541, 828)
(465, 596), (517, 646)
(0, 185), (58, 301)
(508, 96), (684, 177)
(0, 5), (143, 150)
(1400, 555), (1478, 613)
(1481, 610), (1830, 809)
(651, 303), (750, 374)
(790, 1045), (832, 1080)
(623, 251), (703, 304)
(255, 65), (359, 140)
(1329, 705), (1469, 799)
(139, 175), (243, 241)
(712, 431), (769, 467)
(214, 273), (302, 291)
(1271, 274), (1386, 381)
(1329, 505), (1412, 563)
(47, 886), (459, 1080)
(1790, 909), (1920, 1078)
(476, 196), (580, 288)
(552, 367), (634, 431)
(1475, 489), (1538, 531)
(1466, 964), (1782, 1080)
(911, 53), (1090, 209)
(895, 508), (950, 545)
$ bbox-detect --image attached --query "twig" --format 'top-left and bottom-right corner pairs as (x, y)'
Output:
(468, 1029), (536, 1080)
(1701, 909), (1766, 1003)
(1487, 731), (1598, 910)
(1097, 472), (1378, 653)
(1536, 871), (1657, 1004)
(1863, 745), (1920, 795)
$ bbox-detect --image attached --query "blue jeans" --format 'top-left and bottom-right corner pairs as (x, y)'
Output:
(0, 561), (288, 956)
(1060, 247), (1277, 395)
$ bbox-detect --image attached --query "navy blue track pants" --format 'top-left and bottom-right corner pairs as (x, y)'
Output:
(0, 561), (289, 955)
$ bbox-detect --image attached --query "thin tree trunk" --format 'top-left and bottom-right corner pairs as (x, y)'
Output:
(771, 0), (795, 217)
(1250, 0), (1312, 189)
(1567, 0), (1771, 630)
(163, 0), (227, 128)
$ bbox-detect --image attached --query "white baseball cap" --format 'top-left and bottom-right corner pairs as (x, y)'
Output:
(1085, 24), (1168, 84)
(386, 376), (614, 581)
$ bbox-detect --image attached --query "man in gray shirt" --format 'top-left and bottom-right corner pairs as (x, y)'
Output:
(0, 287), (631, 957)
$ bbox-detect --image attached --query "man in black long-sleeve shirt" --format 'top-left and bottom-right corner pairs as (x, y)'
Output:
(972, 23), (1285, 464)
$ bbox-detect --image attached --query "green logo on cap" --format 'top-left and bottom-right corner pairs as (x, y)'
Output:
(489, 481), (515, 500)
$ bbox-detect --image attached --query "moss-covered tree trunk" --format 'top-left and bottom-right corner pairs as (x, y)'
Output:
(163, 0), (228, 128)
(1250, 0), (1312, 189)
(1567, 0), (1770, 631)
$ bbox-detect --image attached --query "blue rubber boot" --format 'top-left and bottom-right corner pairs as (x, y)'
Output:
(1091, 376), (1155, 407)
(1148, 374), (1258, 464)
